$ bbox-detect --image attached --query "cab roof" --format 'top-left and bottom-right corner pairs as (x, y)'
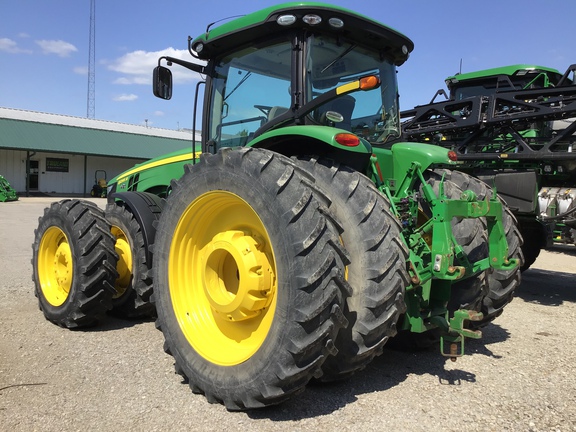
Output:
(190, 2), (414, 66)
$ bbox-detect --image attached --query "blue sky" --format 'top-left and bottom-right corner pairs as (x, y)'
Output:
(1, 0), (574, 131)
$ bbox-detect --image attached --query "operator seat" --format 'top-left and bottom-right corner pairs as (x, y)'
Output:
(267, 106), (289, 121)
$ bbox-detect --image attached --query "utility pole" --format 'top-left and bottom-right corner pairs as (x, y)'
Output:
(87, 0), (96, 119)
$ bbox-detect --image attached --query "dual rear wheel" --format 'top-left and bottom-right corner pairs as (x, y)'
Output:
(153, 148), (353, 409)
(152, 148), (410, 409)
(32, 199), (156, 328)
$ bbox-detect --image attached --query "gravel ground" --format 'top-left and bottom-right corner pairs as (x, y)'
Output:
(1, 197), (575, 432)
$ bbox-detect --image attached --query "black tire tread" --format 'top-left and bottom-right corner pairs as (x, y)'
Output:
(31, 199), (118, 328)
(518, 221), (543, 271)
(105, 203), (156, 318)
(296, 156), (409, 380)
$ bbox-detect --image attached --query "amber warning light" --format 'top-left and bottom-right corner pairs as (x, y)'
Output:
(360, 75), (380, 91)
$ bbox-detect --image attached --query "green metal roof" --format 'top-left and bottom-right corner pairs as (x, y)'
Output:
(0, 108), (196, 160)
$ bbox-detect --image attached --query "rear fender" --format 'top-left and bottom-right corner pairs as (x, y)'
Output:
(109, 191), (165, 268)
(248, 125), (372, 172)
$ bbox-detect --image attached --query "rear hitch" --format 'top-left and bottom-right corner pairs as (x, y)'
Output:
(430, 309), (483, 362)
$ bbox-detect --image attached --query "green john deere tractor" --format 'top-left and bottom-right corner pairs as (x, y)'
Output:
(31, 2), (520, 410)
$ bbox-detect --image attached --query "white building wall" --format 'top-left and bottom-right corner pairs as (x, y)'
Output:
(0, 149), (144, 195)
(38, 153), (85, 194)
(84, 155), (144, 194)
(0, 149), (27, 192)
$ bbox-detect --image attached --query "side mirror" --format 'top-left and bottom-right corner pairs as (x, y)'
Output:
(153, 66), (173, 100)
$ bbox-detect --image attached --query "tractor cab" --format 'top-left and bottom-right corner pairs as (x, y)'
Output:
(199, 33), (404, 150)
(154, 3), (413, 160)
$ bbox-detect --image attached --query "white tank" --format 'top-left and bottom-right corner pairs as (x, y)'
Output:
(557, 188), (576, 214)
(538, 187), (559, 217)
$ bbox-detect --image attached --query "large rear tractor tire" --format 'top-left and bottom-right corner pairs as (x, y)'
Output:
(152, 147), (350, 410)
(32, 199), (118, 328)
(106, 203), (156, 319)
(296, 156), (409, 380)
(428, 169), (523, 327)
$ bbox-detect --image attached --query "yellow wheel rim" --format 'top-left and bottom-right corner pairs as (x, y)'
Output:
(38, 226), (73, 307)
(111, 225), (132, 298)
(169, 191), (277, 366)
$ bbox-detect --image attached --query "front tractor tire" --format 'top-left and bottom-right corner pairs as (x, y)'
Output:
(105, 203), (155, 319)
(32, 200), (118, 328)
(153, 147), (350, 410)
(296, 156), (409, 380)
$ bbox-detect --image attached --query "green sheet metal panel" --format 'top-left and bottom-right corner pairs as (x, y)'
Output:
(0, 117), (193, 160)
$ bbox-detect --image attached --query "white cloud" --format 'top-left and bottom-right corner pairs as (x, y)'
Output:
(113, 93), (138, 102)
(113, 76), (149, 85)
(153, 110), (164, 116)
(36, 39), (77, 57)
(73, 66), (88, 75)
(108, 47), (202, 85)
(0, 38), (32, 54)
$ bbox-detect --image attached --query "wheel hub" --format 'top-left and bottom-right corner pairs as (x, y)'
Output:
(38, 226), (73, 307)
(201, 230), (274, 321)
(54, 242), (72, 289)
(169, 190), (279, 365)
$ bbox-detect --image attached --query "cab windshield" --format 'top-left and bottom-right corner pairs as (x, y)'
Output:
(206, 33), (401, 149)
(207, 38), (292, 149)
(306, 34), (401, 144)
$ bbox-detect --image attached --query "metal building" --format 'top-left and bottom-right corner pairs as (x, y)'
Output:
(0, 107), (198, 197)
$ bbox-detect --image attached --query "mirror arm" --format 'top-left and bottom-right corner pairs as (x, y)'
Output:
(159, 56), (205, 74)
